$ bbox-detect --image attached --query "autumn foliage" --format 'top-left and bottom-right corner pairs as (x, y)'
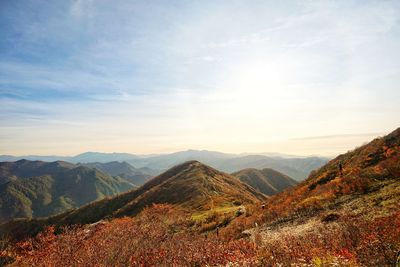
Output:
(2, 203), (398, 266)
(5, 204), (257, 266)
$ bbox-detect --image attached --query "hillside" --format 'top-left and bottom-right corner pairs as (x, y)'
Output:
(81, 161), (152, 186)
(262, 127), (400, 216)
(232, 168), (297, 195)
(0, 160), (135, 222)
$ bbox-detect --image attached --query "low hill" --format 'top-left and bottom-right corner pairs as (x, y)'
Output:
(232, 168), (297, 195)
(81, 161), (152, 186)
(1, 161), (266, 238)
(0, 160), (135, 222)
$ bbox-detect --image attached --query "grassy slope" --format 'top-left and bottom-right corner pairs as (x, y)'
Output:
(262, 127), (400, 216)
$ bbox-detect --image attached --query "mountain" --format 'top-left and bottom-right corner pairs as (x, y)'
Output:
(0, 160), (135, 222)
(80, 161), (152, 186)
(0, 160), (77, 186)
(0, 150), (328, 181)
(232, 168), (297, 196)
(1, 161), (266, 237)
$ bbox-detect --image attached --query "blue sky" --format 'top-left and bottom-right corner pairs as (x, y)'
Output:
(1, 0), (399, 156)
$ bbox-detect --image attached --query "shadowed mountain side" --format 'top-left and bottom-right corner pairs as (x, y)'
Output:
(232, 168), (297, 196)
(0, 160), (135, 221)
(0, 160), (75, 185)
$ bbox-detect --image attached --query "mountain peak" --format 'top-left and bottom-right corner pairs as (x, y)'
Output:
(107, 160), (266, 217)
(172, 160), (206, 170)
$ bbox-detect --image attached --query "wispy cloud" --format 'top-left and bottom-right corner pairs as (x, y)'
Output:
(0, 0), (399, 155)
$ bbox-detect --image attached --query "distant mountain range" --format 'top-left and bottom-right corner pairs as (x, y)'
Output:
(0, 150), (329, 181)
(0, 152), (140, 164)
(232, 168), (298, 196)
(0, 160), (136, 222)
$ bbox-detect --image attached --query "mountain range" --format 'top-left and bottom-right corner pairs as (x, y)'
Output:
(0, 150), (328, 181)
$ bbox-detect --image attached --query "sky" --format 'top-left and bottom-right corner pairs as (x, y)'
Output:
(0, 0), (399, 157)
